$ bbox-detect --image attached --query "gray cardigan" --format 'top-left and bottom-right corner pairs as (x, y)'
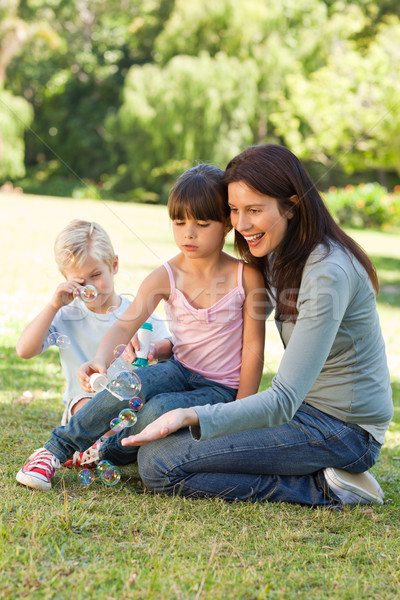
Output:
(192, 243), (393, 444)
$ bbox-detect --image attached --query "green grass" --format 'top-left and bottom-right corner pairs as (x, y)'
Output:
(1, 193), (399, 599)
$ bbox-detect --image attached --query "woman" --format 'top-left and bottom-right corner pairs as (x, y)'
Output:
(122, 144), (393, 507)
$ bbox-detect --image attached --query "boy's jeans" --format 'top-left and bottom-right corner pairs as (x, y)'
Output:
(44, 359), (237, 465)
(137, 403), (382, 506)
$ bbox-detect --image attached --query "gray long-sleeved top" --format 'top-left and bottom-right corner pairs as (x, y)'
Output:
(192, 243), (393, 444)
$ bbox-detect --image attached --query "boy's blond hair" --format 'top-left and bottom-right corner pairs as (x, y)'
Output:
(54, 220), (116, 272)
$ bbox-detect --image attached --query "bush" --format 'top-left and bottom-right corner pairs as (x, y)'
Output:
(324, 183), (400, 229)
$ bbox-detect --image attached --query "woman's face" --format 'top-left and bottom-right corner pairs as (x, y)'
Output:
(228, 181), (293, 257)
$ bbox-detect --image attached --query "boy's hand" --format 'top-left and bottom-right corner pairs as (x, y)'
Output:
(50, 279), (85, 310)
(78, 359), (107, 393)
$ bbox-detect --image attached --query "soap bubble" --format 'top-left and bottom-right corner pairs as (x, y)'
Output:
(56, 248), (74, 269)
(110, 417), (125, 432)
(47, 332), (71, 349)
(73, 285), (98, 303)
(96, 460), (113, 475)
(108, 370), (141, 401)
(129, 397), (143, 411)
(99, 464), (121, 486)
(113, 344), (126, 359)
(118, 408), (137, 428)
(78, 469), (95, 486)
(81, 285), (98, 302)
(106, 305), (119, 314)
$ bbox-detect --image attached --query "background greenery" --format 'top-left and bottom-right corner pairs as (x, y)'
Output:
(0, 193), (399, 599)
(1, 0), (400, 203)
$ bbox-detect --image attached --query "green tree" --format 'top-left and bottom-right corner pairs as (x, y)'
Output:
(270, 18), (400, 177)
(113, 52), (259, 194)
(5, 0), (175, 181)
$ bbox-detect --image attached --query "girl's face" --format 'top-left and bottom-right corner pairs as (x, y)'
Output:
(172, 214), (228, 260)
(64, 255), (119, 312)
(228, 181), (293, 257)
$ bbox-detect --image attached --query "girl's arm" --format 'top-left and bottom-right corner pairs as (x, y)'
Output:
(236, 264), (266, 400)
(77, 266), (170, 390)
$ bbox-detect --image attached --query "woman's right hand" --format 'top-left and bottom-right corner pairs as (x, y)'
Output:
(121, 407), (199, 446)
(78, 359), (107, 392)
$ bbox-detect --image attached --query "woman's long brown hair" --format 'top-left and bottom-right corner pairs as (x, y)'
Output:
(224, 144), (378, 321)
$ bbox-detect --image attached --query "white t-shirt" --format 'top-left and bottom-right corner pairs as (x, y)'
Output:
(42, 296), (170, 404)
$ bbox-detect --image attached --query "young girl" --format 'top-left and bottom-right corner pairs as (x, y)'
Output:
(16, 164), (266, 491)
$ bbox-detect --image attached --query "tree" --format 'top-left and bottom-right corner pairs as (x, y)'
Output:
(270, 18), (400, 176)
(113, 52), (259, 193)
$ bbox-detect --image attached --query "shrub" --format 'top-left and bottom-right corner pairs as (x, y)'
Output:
(323, 183), (400, 229)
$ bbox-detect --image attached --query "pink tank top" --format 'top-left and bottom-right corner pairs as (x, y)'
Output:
(163, 261), (245, 389)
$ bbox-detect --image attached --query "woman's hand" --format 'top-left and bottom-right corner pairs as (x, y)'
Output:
(78, 358), (107, 392)
(121, 407), (199, 446)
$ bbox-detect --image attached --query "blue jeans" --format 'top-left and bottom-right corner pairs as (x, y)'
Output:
(137, 403), (382, 506)
(45, 359), (237, 465)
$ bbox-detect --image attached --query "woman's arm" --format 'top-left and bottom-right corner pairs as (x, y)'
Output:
(236, 264), (266, 399)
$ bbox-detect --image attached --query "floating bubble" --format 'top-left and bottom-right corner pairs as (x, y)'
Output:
(129, 397), (143, 411)
(81, 285), (98, 302)
(113, 344), (126, 359)
(96, 460), (113, 475)
(47, 332), (71, 349)
(110, 417), (125, 432)
(99, 464), (121, 486)
(56, 248), (75, 269)
(78, 469), (95, 486)
(119, 408), (137, 428)
(73, 285), (98, 303)
(108, 370), (141, 401)
(106, 305), (119, 314)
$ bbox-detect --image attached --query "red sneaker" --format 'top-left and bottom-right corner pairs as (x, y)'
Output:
(16, 448), (60, 491)
(63, 440), (102, 469)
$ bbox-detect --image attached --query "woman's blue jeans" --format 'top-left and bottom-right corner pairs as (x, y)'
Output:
(44, 359), (237, 465)
(137, 403), (382, 506)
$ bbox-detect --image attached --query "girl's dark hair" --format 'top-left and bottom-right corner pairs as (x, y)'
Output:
(168, 164), (230, 223)
(224, 144), (378, 320)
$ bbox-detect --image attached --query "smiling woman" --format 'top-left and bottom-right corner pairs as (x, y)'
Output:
(228, 182), (294, 257)
(126, 144), (393, 508)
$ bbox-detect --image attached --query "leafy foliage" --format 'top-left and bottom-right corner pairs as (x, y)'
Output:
(324, 183), (400, 228)
(1, 0), (400, 194)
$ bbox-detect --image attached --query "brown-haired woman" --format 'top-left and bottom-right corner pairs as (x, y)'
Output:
(126, 145), (393, 507)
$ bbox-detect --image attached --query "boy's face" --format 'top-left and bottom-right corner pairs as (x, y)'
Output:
(63, 255), (119, 312)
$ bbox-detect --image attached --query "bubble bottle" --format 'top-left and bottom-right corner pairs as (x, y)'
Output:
(89, 369), (141, 401)
(132, 322), (153, 367)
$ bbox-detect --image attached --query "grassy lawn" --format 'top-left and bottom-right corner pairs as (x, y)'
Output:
(1, 193), (399, 600)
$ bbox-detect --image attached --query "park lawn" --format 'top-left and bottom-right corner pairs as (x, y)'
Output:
(1, 193), (399, 600)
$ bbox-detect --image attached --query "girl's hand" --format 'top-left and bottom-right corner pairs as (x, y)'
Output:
(125, 336), (173, 363)
(50, 279), (85, 310)
(78, 359), (107, 393)
(121, 338), (137, 364)
(148, 338), (173, 361)
(121, 408), (199, 446)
